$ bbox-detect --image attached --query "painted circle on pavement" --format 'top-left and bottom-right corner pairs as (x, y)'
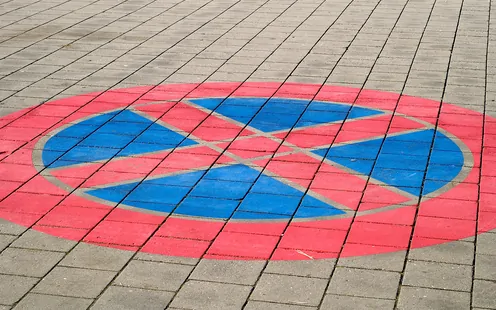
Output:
(0, 82), (493, 260)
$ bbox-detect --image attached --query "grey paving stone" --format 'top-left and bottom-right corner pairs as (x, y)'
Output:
(476, 232), (496, 256)
(473, 279), (496, 309)
(287, 75), (327, 84)
(397, 286), (470, 310)
(403, 87), (444, 101)
(208, 71), (251, 82)
(13, 293), (93, 310)
(0, 234), (16, 251)
(60, 243), (134, 271)
(0, 90), (14, 101)
(365, 80), (405, 92)
(475, 254), (496, 281)
(338, 251), (407, 272)
(408, 240), (474, 265)
(403, 260), (472, 291)
(327, 267), (400, 300)
(190, 259), (265, 285)
(0, 274), (38, 306)
(32, 266), (116, 298)
(0, 248), (64, 277)
(251, 273), (327, 307)
(244, 301), (316, 310)
(91, 285), (174, 310)
(169, 280), (251, 310)
(372, 64), (411, 73)
(11, 230), (76, 252)
(321, 295), (395, 310)
(265, 259), (336, 279)
(405, 78), (446, 89)
(114, 260), (193, 292)
(133, 252), (199, 266)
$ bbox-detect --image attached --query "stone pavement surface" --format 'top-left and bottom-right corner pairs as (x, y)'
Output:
(0, 0), (496, 308)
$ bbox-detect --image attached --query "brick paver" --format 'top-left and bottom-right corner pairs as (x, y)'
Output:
(0, 0), (495, 308)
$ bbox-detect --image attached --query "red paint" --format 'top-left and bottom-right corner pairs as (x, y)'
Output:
(347, 221), (412, 248)
(208, 231), (279, 259)
(279, 226), (347, 253)
(0, 82), (492, 261)
(156, 217), (223, 241)
(84, 220), (158, 247)
(143, 236), (210, 257)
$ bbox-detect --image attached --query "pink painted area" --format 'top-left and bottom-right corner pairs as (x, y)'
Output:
(34, 225), (89, 241)
(272, 248), (338, 260)
(0, 181), (21, 200)
(156, 217), (223, 241)
(81, 170), (146, 188)
(207, 231), (279, 259)
(0, 82), (492, 261)
(341, 243), (403, 258)
(84, 220), (159, 247)
(9, 115), (63, 130)
(0, 162), (38, 183)
(50, 162), (104, 185)
(279, 226), (347, 253)
(142, 236), (210, 257)
(361, 184), (411, 206)
(418, 198), (477, 221)
(413, 216), (476, 241)
(37, 204), (110, 229)
(315, 86), (360, 103)
(105, 208), (163, 224)
(0, 192), (63, 214)
(17, 175), (70, 196)
(223, 220), (288, 236)
(347, 221), (412, 248)
(0, 126), (46, 141)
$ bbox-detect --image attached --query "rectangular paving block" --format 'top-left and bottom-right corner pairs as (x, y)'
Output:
(0, 234), (15, 251)
(474, 253), (496, 281)
(0, 248), (64, 277)
(397, 286), (471, 310)
(321, 295), (395, 310)
(264, 259), (336, 279)
(326, 267), (400, 300)
(251, 273), (327, 307)
(244, 300), (317, 310)
(190, 259), (266, 285)
(0, 274), (38, 306)
(32, 266), (116, 298)
(91, 285), (174, 310)
(114, 260), (193, 292)
(337, 251), (406, 272)
(473, 279), (496, 309)
(13, 293), (93, 310)
(169, 280), (251, 310)
(476, 232), (496, 256)
(59, 243), (134, 271)
(403, 260), (473, 292)
(10, 230), (76, 252)
(407, 240), (474, 265)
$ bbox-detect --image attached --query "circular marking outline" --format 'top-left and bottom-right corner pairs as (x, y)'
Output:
(0, 82), (491, 260)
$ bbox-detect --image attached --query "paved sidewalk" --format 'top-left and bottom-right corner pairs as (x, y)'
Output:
(0, 0), (495, 309)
